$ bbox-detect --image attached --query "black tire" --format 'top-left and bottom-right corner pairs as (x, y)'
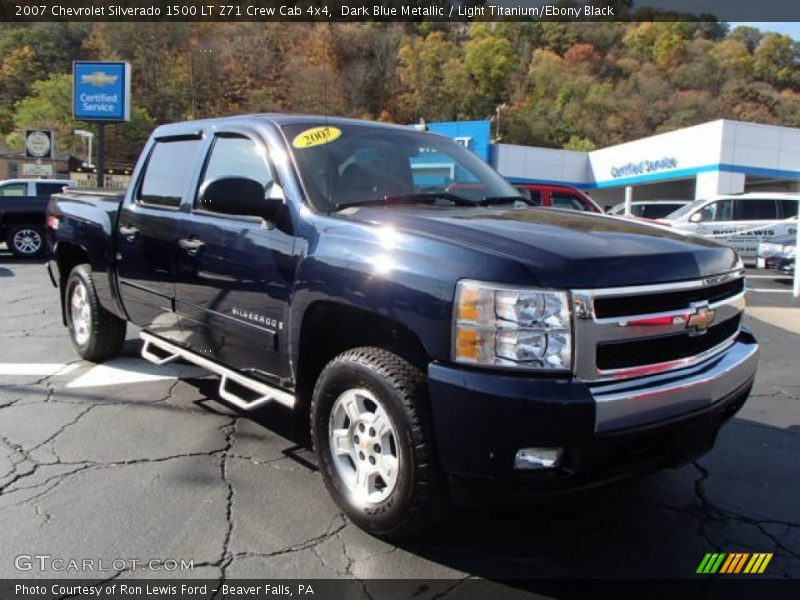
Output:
(6, 224), (45, 258)
(311, 347), (446, 540)
(65, 264), (127, 362)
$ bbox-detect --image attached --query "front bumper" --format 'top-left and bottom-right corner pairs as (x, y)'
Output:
(427, 330), (758, 490)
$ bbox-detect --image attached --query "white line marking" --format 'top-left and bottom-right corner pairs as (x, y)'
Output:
(0, 363), (68, 376)
(747, 288), (793, 293)
(66, 357), (206, 389)
(746, 274), (792, 279)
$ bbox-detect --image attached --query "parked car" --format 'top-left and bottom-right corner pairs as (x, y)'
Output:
(757, 234), (796, 275)
(0, 178), (74, 257)
(47, 115), (757, 539)
(608, 200), (691, 220)
(514, 183), (603, 213)
(663, 193), (799, 264)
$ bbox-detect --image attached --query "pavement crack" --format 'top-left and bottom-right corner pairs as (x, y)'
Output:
(691, 461), (800, 561)
(230, 513), (348, 562)
(428, 576), (471, 600)
(211, 416), (238, 592)
(26, 404), (96, 456)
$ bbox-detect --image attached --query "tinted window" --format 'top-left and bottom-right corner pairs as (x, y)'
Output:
(36, 183), (67, 196)
(734, 199), (778, 221)
(779, 199), (798, 219)
(200, 135), (273, 196)
(697, 199), (733, 222)
(0, 183), (26, 197)
(138, 139), (202, 207)
(527, 190), (542, 206)
(642, 203), (686, 219)
(630, 205), (646, 217)
(550, 192), (590, 211)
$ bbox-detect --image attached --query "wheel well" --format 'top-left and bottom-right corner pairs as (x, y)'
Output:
(295, 302), (430, 418)
(54, 243), (89, 324)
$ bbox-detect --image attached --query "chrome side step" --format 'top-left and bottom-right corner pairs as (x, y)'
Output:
(139, 332), (295, 411)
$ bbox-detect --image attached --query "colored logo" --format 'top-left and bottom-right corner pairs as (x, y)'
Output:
(687, 303), (715, 333)
(696, 552), (773, 574)
(81, 72), (118, 86)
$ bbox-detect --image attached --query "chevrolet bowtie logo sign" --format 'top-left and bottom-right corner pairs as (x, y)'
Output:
(687, 304), (715, 334)
(81, 72), (118, 86)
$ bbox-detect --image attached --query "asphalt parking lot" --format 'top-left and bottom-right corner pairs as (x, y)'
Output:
(0, 249), (798, 585)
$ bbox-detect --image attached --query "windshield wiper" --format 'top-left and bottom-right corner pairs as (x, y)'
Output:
(333, 193), (477, 212)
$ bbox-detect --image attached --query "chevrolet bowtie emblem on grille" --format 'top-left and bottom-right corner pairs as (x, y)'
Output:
(687, 303), (715, 334)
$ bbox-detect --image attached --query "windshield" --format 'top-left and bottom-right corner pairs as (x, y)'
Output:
(665, 198), (705, 220)
(280, 122), (521, 212)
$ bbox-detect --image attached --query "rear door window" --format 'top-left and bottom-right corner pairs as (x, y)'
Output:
(35, 182), (67, 196)
(138, 139), (202, 208)
(526, 189), (542, 206)
(778, 199), (798, 219)
(642, 204), (685, 219)
(733, 199), (778, 221)
(0, 183), (27, 197)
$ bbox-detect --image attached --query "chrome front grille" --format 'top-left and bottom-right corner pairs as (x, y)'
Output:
(572, 269), (746, 383)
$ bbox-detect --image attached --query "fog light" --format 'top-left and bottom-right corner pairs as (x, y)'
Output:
(514, 447), (562, 470)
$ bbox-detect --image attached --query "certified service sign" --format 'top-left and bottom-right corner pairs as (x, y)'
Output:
(24, 129), (53, 159)
(73, 61), (131, 121)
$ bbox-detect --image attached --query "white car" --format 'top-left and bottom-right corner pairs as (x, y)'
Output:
(662, 193), (799, 264)
(607, 200), (691, 220)
(0, 178), (74, 197)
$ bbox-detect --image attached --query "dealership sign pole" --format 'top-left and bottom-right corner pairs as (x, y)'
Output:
(72, 61), (131, 187)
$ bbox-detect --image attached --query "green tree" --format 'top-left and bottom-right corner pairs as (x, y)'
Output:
(753, 33), (799, 90)
(710, 38), (755, 80)
(729, 26), (762, 53)
(396, 31), (473, 121)
(465, 30), (519, 103)
(8, 73), (155, 163)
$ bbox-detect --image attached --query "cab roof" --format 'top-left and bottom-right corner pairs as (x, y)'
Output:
(152, 113), (415, 139)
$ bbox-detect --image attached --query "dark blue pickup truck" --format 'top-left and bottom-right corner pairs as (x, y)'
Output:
(46, 115), (759, 538)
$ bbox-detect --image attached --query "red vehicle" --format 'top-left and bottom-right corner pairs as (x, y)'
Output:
(515, 183), (603, 214)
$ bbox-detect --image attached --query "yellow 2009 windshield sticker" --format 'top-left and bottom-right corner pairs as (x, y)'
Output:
(292, 126), (342, 149)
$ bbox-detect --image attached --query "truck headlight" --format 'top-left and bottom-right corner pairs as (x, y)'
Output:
(453, 280), (572, 371)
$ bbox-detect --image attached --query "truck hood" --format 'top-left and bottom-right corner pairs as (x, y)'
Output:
(336, 206), (739, 288)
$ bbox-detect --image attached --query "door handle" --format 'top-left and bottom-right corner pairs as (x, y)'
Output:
(179, 237), (206, 255)
(119, 225), (139, 238)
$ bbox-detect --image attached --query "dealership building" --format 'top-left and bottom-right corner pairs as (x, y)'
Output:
(428, 119), (800, 209)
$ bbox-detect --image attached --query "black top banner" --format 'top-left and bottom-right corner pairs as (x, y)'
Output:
(3, 0), (800, 23)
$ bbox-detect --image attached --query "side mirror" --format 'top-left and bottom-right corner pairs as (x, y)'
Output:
(198, 177), (283, 221)
(689, 212), (703, 223)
